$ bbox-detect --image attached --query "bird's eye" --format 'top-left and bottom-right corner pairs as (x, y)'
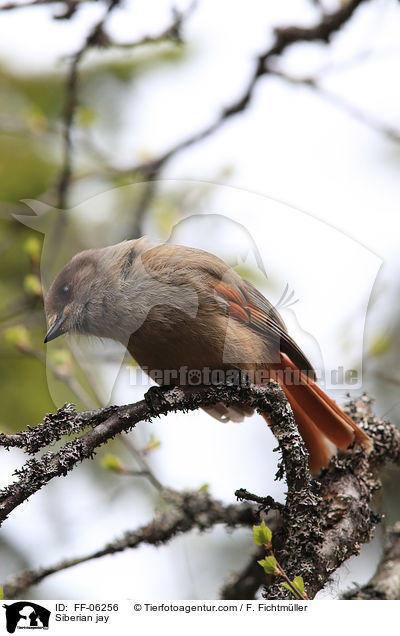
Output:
(61, 284), (70, 295)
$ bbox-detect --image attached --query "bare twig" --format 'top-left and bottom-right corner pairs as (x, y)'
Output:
(220, 547), (268, 600)
(267, 68), (400, 143)
(112, 0), (371, 179)
(109, 5), (191, 50)
(55, 2), (192, 210)
(0, 0), (90, 15)
(25, 347), (99, 410)
(56, 0), (121, 210)
(119, 432), (164, 492)
(235, 488), (284, 515)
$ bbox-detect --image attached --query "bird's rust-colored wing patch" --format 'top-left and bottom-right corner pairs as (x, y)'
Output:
(211, 280), (315, 376)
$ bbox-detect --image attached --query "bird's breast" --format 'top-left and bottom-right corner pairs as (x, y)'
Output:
(126, 304), (270, 384)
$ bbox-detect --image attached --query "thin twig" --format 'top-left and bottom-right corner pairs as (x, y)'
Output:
(111, 0), (370, 179)
(267, 67), (400, 143)
(220, 547), (268, 600)
(0, 0), (89, 13)
(56, 0), (121, 210)
(235, 488), (284, 512)
(27, 347), (98, 410)
(120, 432), (164, 492)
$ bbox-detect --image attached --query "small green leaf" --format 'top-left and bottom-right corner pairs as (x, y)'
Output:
(253, 521), (272, 546)
(199, 483), (210, 492)
(101, 455), (123, 472)
(4, 326), (32, 351)
(77, 105), (96, 128)
(258, 556), (278, 575)
(369, 333), (391, 357)
(23, 236), (41, 260)
(292, 576), (305, 595)
(25, 104), (48, 133)
(50, 348), (72, 366)
(49, 349), (73, 376)
(145, 435), (161, 452)
(24, 274), (42, 296)
(150, 197), (179, 236)
(281, 581), (302, 599)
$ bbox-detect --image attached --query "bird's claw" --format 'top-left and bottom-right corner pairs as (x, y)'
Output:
(144, 385), (170, 412)
(225, 369), (251, 388)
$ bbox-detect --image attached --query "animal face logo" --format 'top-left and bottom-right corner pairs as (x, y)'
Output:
(2, 602), (50, 633)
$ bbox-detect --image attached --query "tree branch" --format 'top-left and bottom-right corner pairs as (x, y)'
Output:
(266, 68), (400, 144)
(55, 2), (192, 210)
(0, 0), (92, 18)
(0, 382), (301, 526)
(56, 0), (121, 210)
(220, 546), (268, 600)
(113, 0), (370, 179)
(1, 380), (399, 599)
(343, 521), (400, 600)
(266, 396), (400, 599)
(3, 489), (258, 599)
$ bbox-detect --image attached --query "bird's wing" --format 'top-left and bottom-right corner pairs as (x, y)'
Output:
(210, 276), (316, 377)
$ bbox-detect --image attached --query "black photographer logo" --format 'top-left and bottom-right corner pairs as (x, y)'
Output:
(3, 602), (50, 633)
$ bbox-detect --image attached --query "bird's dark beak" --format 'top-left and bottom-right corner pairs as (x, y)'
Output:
(44, 312), (66, 343)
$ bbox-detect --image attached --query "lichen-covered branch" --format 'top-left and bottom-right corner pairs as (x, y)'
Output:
(1, 380), (399, 599)
(0, 382), (301, 526)
(266, 396), (400, 599)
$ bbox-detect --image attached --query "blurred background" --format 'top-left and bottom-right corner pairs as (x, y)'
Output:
(0, 0), (400, 599)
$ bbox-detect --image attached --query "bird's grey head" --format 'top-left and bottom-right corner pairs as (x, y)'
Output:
(44, 239), (151, 344)
(44, 236), (201, 346)
(44, 249), (107, 342)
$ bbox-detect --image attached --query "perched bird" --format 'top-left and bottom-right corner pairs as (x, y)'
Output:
(44, 237), (371, 472)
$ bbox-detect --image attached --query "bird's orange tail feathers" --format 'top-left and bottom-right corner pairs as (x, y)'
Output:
(262, 355), (372, 473)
